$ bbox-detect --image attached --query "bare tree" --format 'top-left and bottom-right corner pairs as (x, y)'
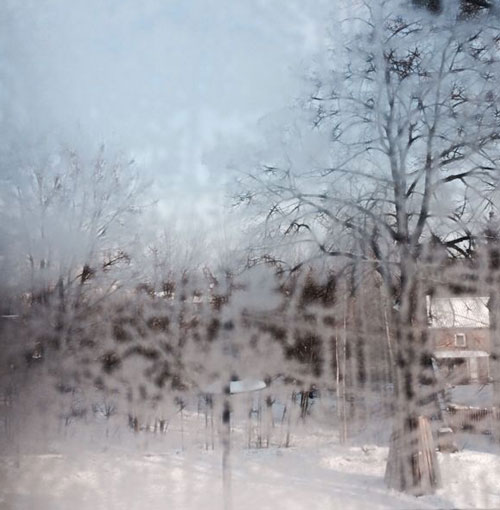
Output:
(0, 145), (148, 299)
(236, 0), (500, 494)
(0, 145), (150, 423)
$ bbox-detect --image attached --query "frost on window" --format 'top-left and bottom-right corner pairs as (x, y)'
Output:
(1, 1), (500, 509)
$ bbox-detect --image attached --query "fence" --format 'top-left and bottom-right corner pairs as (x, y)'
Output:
(447, 404), (500, 434)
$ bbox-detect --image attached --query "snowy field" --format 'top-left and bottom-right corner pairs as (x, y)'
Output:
(1, 416), (500, 510)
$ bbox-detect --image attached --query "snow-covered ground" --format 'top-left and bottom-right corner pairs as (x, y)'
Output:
(1, 420), (499, 510)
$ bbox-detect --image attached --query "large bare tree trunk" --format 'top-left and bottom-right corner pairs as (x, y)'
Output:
(385, 329), (441, 493)
(488, 277), (500, 442)
(385, 414), (440, 495)
(486, 222), (500, 442)
(384, 267), (441, 495)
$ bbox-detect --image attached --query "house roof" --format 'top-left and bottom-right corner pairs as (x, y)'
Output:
(427, 296), (490, 328)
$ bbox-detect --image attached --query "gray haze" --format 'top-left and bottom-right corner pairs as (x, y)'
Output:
(0, 0), (331, 237)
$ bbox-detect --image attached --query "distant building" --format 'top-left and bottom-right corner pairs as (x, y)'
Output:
(427, 295), (490, 384)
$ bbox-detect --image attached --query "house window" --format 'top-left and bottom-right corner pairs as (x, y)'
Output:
(455, 333), (466, 347)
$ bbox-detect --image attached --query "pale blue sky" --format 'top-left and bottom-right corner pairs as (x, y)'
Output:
(0, 0), (331, 248)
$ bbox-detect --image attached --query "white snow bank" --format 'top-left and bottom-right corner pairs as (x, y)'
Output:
(1, 439), (499, 509)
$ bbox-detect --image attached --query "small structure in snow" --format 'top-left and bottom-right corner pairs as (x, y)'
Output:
(202, 379), (266, 395)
